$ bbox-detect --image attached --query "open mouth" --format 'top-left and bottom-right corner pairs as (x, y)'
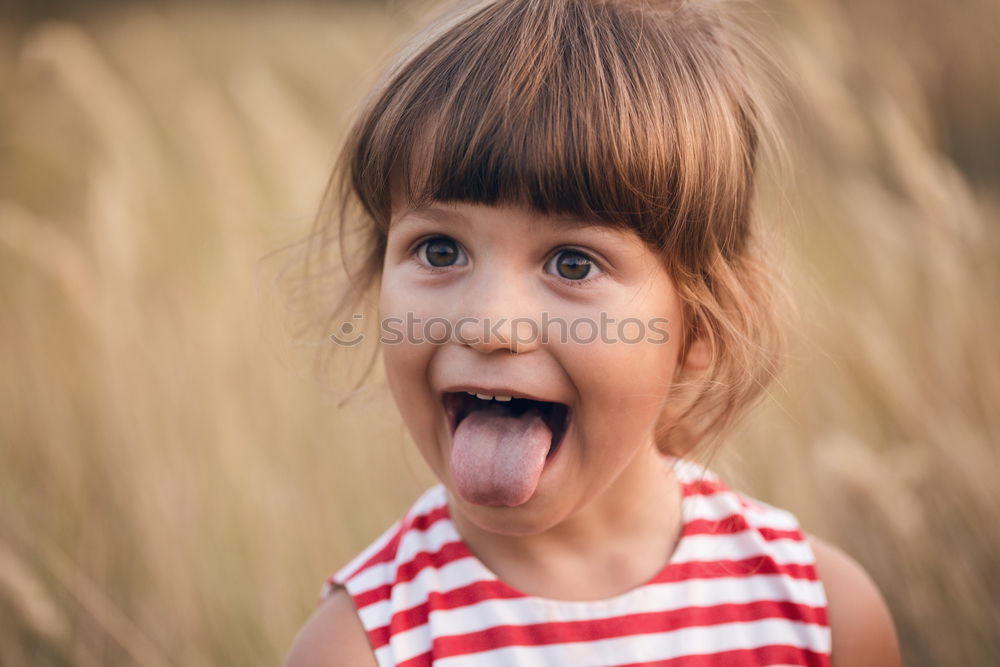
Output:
(443, 392), (571, 458)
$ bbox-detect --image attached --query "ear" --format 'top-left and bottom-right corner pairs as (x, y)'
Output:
(681, 335), (712, 373)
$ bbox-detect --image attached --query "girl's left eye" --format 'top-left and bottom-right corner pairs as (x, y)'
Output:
(545, 249), (603, 281)
(415, 236), (468, 268)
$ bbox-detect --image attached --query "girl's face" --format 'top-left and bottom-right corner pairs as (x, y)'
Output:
(380, 202), (701, 537)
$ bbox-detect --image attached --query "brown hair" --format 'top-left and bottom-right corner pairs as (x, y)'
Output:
(296, 0), (790, 457)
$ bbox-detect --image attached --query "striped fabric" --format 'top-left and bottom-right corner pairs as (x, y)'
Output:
(323, 458), (831, 666)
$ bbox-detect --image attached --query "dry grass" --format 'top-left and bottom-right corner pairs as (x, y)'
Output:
(0, 1), (997, 665)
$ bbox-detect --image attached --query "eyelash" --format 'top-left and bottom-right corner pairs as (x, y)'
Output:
(410, 236), (468, 274)
(409, 236), (606, 285)
(546, 248), (606, 287)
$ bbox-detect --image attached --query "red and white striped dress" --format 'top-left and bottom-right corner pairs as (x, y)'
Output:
(322, 458), (831, 666)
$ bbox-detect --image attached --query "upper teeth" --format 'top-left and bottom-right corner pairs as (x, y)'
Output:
(468, 391), (512, 402)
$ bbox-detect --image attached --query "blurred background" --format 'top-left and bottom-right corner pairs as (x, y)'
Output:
(1, 0), (998, 664)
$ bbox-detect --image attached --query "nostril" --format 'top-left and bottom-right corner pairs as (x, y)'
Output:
(454, 312), (545, 354)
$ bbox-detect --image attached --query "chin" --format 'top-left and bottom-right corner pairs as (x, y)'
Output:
(446, 485), (571, 537)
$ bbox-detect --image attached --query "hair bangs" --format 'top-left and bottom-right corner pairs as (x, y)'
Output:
(345, 0), (758, 251)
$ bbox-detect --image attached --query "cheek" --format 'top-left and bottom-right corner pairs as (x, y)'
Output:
(568, 336), (680, 450)
(379, 270), (453, 344)
(379, 272), (432, 398)
(595, 342), (678, 403)
(381, 341), (449, 470)
(379, 270), (416, 319)
(382, 341), (432, 414)
(382, 345), (415, 423)
(379, 275), (440, 442)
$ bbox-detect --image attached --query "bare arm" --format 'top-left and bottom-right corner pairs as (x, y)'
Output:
(809, 535), (903, 667)
(283, 587), (378, 667)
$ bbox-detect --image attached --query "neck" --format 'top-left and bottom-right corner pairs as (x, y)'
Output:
(450, 447), (684, 601)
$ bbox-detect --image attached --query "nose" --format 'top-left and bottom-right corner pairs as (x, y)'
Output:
(452, 271), (542, 355)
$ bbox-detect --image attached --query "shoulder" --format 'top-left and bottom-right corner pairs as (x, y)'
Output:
(284, 487), (449, 667)
(282, 586), (377, 667)
(807, 535), (902, 667)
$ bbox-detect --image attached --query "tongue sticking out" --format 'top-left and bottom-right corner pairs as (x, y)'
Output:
(450, 403), (552, 507)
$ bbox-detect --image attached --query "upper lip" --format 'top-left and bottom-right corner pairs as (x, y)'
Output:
(439, 385), (564, 404)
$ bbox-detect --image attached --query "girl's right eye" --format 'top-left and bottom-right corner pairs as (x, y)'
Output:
(415, 236), (468, 268)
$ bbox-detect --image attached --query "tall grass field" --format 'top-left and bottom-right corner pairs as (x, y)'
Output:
(1, 1), (998, 664)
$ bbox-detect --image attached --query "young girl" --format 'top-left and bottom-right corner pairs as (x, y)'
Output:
(286, 0), (901, 664)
